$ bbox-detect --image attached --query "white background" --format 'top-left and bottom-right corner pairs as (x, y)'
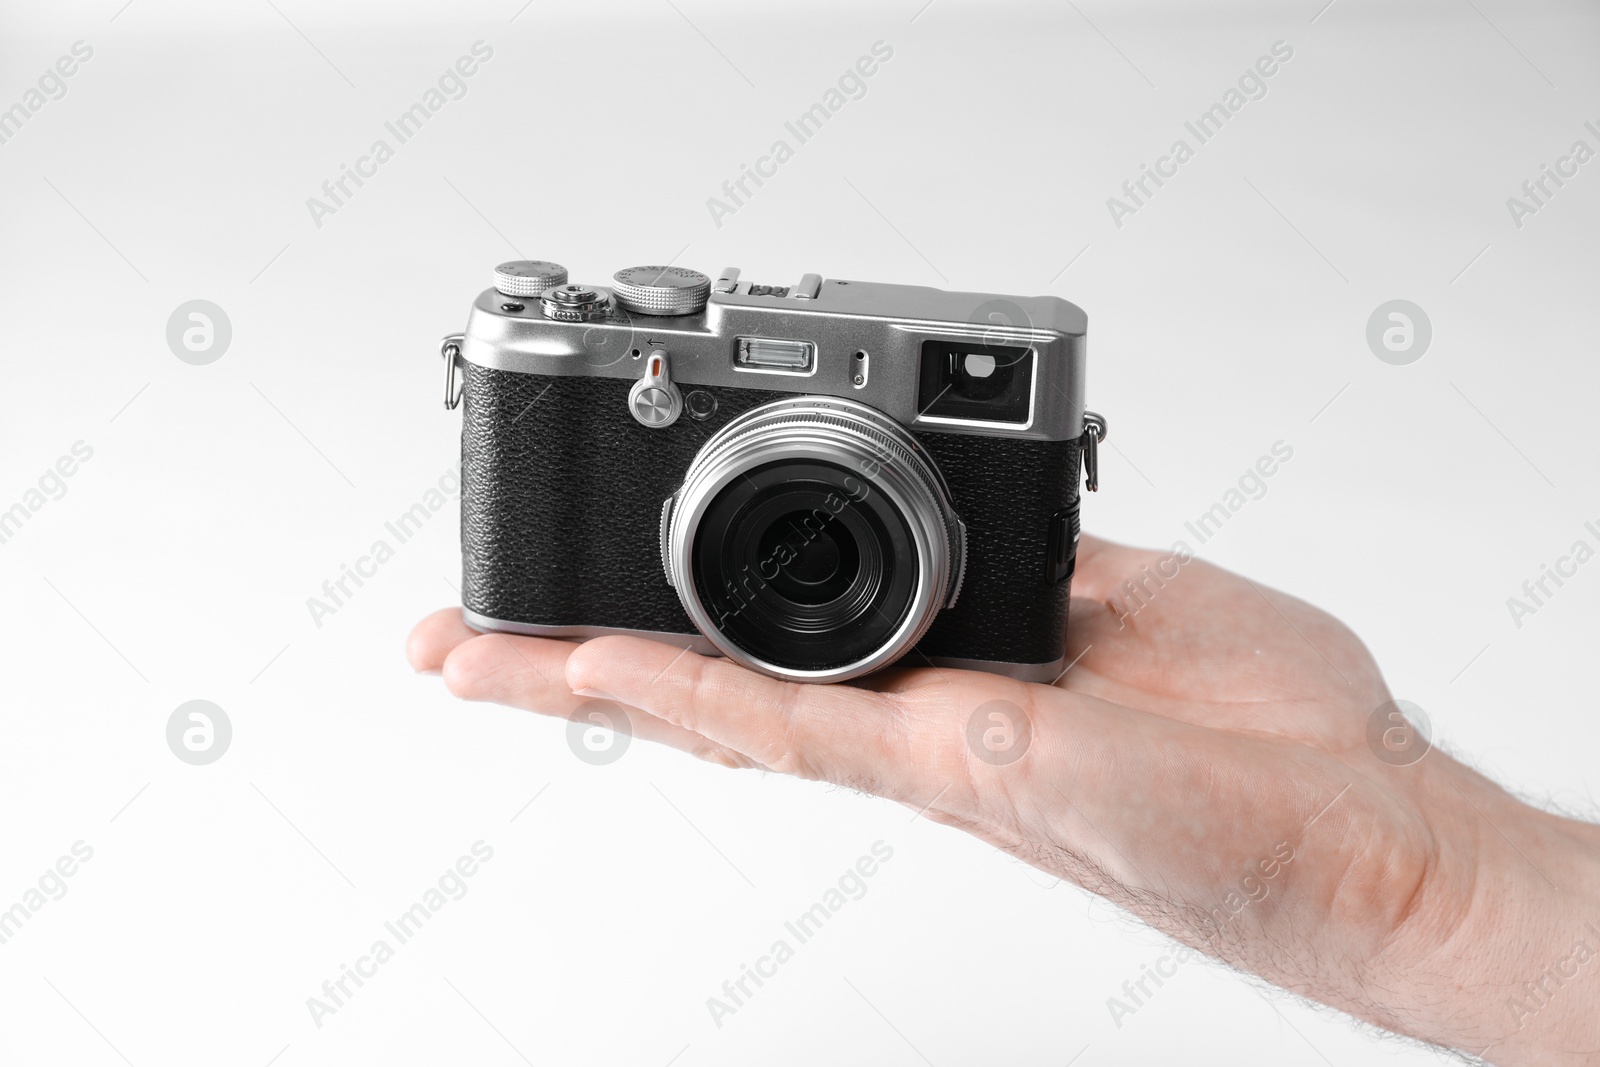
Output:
(2, 0), (1597, 1064)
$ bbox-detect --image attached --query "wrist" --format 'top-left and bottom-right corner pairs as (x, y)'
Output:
(1387, 761), (1600, 1065)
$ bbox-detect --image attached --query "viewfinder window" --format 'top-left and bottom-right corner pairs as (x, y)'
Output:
(917, 340), (1033, 424)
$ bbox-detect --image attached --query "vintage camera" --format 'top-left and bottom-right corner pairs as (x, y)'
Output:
(440, 260), (1104, 683)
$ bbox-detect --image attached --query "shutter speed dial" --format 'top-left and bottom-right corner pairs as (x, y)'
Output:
(612, 265), (711, 316)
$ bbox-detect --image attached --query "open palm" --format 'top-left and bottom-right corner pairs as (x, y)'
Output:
(409, 534), (1595, 1065)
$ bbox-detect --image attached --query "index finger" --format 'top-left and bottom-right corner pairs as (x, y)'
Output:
(565, 635), (958, 801)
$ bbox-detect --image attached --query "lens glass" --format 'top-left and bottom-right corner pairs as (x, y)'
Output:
(755, 509), (860, 605)
(691, 460), (917, 671)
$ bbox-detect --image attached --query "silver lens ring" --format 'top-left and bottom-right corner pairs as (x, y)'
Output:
(665, 396), (966, 682)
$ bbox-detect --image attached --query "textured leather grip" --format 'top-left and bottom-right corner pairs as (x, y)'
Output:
(460, 364), (1079, 667)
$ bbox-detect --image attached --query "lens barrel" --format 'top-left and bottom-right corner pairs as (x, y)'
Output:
(662, 397), (965, 682)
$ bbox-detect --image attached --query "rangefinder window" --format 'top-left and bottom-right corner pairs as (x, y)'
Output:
(917, 340), (1033, 425)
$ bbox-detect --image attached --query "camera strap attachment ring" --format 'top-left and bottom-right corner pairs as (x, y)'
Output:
(441, 334), (465, 410)
(1080, 411), (1107, 492)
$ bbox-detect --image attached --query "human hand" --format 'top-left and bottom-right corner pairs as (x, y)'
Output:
(408, 535), (1600, 1064)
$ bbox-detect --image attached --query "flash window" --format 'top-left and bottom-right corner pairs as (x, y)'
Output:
(735, 337), (815, 374)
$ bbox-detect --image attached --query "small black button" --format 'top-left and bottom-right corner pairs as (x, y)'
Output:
(1045, 506), (1079, 584)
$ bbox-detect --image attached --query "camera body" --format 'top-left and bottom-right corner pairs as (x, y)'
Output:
(442, 261), (1102, 683)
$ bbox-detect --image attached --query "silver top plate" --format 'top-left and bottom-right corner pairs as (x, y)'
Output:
(457, 267), (1088, 442)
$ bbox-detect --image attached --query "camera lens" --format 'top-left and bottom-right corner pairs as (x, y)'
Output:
(692, 462), (915, 671)
(663, 398), (966, 682)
